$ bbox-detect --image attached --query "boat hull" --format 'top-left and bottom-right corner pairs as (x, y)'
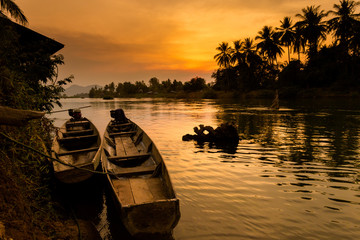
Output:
(52, 118), (101, 184)
(53, 156), (100, 184)
(102, 118), (180, 236)
(121, 199), (180, 236)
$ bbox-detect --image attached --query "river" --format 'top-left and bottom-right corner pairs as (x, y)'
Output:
(50, 97), (360, 240)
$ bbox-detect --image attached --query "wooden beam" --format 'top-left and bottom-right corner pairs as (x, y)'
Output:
(110, 123), (133, 128)
(108, 153), (151, 162)
(66, 120), (90, 128)
(62, 129), (93, 137)
(0, 106), (44, 126)
(113, 165), (156, 177)
(109, 131), (136, 137)
(59, 134), (97, 142)
(58, 146), (99, 156)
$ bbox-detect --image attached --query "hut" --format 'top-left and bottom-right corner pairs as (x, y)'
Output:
(0, 15), (64, 125)
(0, 14), (64, 55)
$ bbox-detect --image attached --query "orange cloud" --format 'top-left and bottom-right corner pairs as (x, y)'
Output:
(17, 0), (337, 85)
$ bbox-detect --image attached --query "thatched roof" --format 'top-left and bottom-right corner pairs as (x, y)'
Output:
(0, 15), (64, 55)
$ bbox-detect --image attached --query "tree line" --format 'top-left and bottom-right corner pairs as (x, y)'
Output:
(88, 77), (210, 98)
(90, 0), (360, 99)
(213, 0), (360, 95)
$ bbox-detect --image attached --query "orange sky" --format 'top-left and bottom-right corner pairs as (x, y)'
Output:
(16, 0), (335, 86)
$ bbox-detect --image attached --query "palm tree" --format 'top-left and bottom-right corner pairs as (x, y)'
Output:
(276, 17), (295, 63)
(256, 25), (284, 64)
(327, 0), (360, 51)
(242, 38), (258, 66)
(295, 5), (327, 58)
(292, 26), (306, 61)
(214, 42), (234, 69)
(349, 20), (360, 55)
(231, 40), (245, 67)
(0, 0), (28, 25)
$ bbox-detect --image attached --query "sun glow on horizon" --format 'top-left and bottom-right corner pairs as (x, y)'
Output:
(17, 0), (335, 85)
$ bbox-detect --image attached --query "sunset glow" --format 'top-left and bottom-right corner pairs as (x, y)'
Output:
(17, 0), (334, 85)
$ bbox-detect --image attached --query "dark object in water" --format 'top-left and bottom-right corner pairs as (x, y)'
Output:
(103, 96), (114, 100)
(270, 89), (279, 110)
(182, 123), (239, 144)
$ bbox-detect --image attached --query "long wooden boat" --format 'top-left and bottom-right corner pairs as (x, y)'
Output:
(51, 112), (101, 184)
(101, 109), (180, 237)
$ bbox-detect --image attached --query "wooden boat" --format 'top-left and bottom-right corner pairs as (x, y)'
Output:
(101, 109), (180, 237)
(51, 109), (101, 184)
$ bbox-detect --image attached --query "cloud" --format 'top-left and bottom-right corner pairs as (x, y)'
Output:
(43, 29), (214, 85)
(18, 0), (339, 85)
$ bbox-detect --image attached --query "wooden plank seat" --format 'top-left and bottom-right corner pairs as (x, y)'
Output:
(108, 153), (151, 164)
(59, 134), (98, 143)
(113, 178), (169, 205)
(66, 120), (90, 129)
(109, 131), (137, 137)
(110, 122), (133, 128)
(62, 129), (94, 137)
(58, 146), (99, 156)
(112, 165), (157, 177)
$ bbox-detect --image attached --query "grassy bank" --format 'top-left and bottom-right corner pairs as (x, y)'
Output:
(0, 119), (82, 239)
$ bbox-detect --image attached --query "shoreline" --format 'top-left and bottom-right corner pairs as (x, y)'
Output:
(64, 88), (360, 100)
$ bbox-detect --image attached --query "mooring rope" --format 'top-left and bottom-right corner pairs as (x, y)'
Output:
(0, 131), (112, 176)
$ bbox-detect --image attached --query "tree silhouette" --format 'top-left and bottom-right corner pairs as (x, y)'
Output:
(231, 40), (245, 67)
(292, 25), (307, 61)
(242, 38), (258, 66)
(295, 5), (328, 59)
(276, 17), (295, 63)
(214, 42), (234, 69)
(327, 0), (360, 52)
(256, 26), (284, 64)
(349, 20), (360, 55)
(0, 0), (27, 25)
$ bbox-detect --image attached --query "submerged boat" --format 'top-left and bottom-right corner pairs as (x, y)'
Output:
(51, 109), (101, 184)
(101, 109), (180, 237)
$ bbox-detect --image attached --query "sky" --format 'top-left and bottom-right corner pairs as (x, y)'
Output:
(16, 0), (336, 86)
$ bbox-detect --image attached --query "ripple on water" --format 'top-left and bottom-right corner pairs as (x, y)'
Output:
(51, 98), (360, 240)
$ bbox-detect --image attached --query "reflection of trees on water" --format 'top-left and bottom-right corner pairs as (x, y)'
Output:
(217, 109), (360, 171)
(194, 141), (238, 154)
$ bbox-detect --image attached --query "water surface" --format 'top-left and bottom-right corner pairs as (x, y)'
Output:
(51, 98), (360, 240)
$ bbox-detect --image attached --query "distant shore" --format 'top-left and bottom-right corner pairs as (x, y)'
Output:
(64, 88), (360, 100)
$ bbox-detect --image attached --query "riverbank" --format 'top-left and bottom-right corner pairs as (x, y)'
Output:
(67, 87), (360, 100)
(0, 119), (100, 239)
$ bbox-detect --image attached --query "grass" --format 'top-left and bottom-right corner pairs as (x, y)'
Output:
(0, 119), (80, 239)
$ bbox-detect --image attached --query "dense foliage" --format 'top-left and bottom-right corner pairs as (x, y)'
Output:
(0, 23), (73, 111)
(0, 13), (74, 239)
(88, 77), (208, 98)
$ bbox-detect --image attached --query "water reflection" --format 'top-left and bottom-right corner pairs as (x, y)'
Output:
(52, 98), (360, 240)
(219, 108), (360, 171)
(193, 141), (238, 155)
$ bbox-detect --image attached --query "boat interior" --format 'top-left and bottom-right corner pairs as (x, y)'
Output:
(104, 120), (175, 205)
(54, 119), (100, 169)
